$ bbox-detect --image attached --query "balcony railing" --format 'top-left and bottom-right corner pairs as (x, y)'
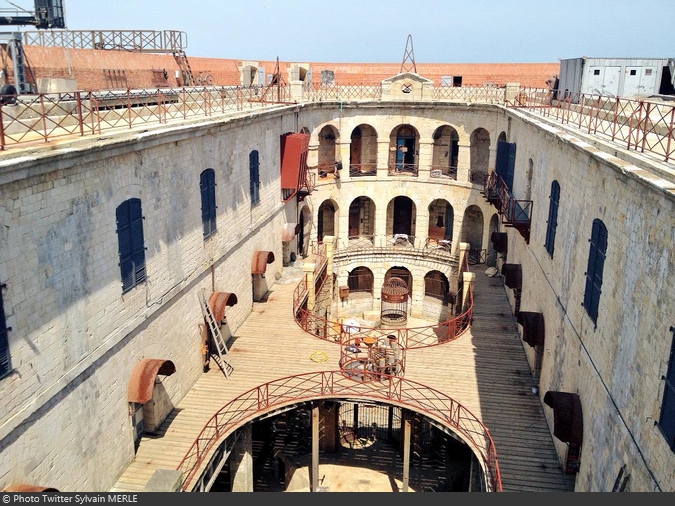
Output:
(0, 81), (670, 166)
(388, 163), (419, 176)
(511, 87), (675, 164)
(483, 172), (532, 243)
(176, 370), (501, 492)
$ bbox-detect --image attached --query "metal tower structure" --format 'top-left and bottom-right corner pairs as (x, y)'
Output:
(0, 0), (66, 96)
(400, 34), (417, 74)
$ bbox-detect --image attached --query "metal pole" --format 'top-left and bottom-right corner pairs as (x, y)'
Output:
(311, 404), (320, 491)
(402, 419), (411, 492)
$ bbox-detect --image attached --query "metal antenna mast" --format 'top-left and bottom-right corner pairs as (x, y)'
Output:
(400, 34), (417, 74)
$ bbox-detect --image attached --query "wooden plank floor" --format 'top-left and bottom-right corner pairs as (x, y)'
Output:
(111, 264), (575, 493)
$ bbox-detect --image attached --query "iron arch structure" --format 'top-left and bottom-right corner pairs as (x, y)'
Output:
(176, 370), (501, 492)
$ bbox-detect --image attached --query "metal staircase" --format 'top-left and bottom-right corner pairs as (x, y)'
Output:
(199, 289), (234, 377)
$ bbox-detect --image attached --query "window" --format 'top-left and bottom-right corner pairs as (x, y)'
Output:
(582, 219), (607, 325)
(593, 69), (600, 76)
(544, 180), (560, 257)
(0, 286), (11, 379)
(249, 150), (260, 206)
(200, 169), (217, 239)
(116, 198), (147, 294)
(630, 69), (637, 76)
(659, 329), (675, 451)
(495, 141), (517, 190)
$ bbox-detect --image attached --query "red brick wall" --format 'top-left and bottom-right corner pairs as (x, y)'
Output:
(19, 46), (558, 91)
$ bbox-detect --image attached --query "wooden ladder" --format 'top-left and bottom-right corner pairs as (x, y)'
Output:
(199, 289), (234, 377)
(173, 50), (194, 86)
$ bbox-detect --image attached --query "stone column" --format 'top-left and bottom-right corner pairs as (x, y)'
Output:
(144, 469), (183, 492)
(462, 272), (476, 312)
(304, 261), (316, 310)
(336, 140), (351, 181)
(456, 142), (470, 183)
(289, 80), (305, 101)
(230, 424), (254, 492)
(458, 242), (470, 271)
(417, 140), (434, 179)
(504, 82), (521, 104)
(377, 139), (392, 178)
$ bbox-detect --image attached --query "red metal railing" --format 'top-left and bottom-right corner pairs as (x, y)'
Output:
(509, 88), (675, 163)
(0, 85), (278, 151)
(176, 370), (501, 492)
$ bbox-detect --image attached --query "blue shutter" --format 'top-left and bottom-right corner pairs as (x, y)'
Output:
(130, 199), (146, 285)
(116, 200), (134, 292)
(249, 151), (260, 206)
(505, 142), (516, 190)
(0, 287), (11, 378)
(445, 203), (453, 241)
(660, 335), (675, 449)
(583, 219), (606, 323)
(545, 181), (560, 256)
(495, 141), (516, 189)
(200, 169), (216, 238)
(117, 198), (145, 293)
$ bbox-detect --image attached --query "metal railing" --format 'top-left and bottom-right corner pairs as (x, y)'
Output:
(511, 87), (675, 163)
(176, 370), (501, 492)
(0, 85), (271, 150)
(2, 81), (671, 167)
(23, 30), (187, 52)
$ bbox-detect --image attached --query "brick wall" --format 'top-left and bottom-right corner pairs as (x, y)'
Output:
(19, 46), (558, 91)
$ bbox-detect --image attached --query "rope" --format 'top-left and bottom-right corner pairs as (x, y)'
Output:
(310, 350), (329, 363)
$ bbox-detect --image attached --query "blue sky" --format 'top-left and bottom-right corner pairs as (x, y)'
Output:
(4, 0), (675, 63)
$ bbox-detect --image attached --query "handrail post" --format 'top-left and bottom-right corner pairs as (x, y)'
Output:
(666, 107), (674, 163)
(75, 91), (85, 137)
(39, 93), (48, 143)
(0, 104), (5, 150)
(640, 101), (651, 153)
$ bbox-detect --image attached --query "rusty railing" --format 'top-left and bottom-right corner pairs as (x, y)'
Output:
(176, 370), (501, 492)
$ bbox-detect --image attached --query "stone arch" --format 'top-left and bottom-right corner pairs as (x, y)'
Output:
(348, 196), (376, 243)
(427, 198), (454, 248)
(384, 266), (413, 297)
(470, 128), (491, 185)
(487, 213), (501, 267)
(389, 124), (420, 175)
(349, 124), (378, 175)
(317, 199), (338, 243)
(461, 205), (485, 264)
(431, 125), (459, 179)
(317, 124), (339, 174)
(387, 196), (417, 242)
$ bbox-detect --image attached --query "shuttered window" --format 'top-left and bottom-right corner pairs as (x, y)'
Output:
(200, 169), (217, 239)
(0, 286), (11, 379)
(659, 331), (675, 451)
(544, 180), (560, 257)
(249, 150), (260, 206)
(582, 219), (607, 325)
(116, 198), (147, 294)
(495, 140), (516, 190)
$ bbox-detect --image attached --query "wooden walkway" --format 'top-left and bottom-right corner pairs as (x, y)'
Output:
(111, 264), (576, 493)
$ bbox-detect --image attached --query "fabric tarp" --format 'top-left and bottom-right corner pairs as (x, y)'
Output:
(517, 311), (545, 347)
(491, 232), (508, 254)
(501, 263), (522, 289)
(543, 391), (583, 444)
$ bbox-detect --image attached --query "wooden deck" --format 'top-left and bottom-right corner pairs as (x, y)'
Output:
(111, 264), (576, 493)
